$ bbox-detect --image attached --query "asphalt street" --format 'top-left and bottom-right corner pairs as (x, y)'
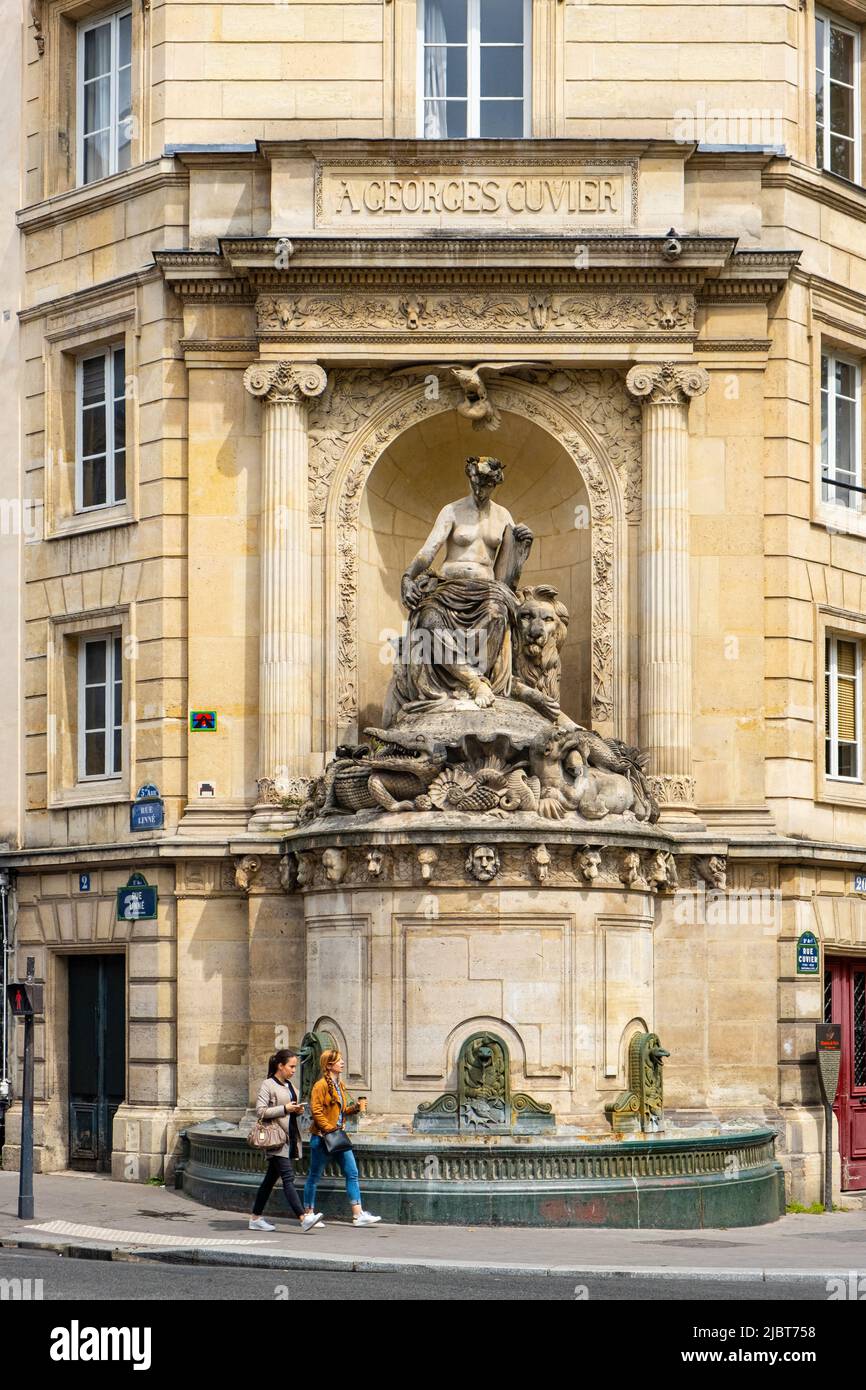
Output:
(0, 1247), (840, 1301)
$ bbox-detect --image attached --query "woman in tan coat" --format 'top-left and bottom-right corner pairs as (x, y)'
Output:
(249, 1049), (322, 1232)
(303, 1049), (381, 1227)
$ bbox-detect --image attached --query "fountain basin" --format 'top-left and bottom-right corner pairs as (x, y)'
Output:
(181, 1124), (785, 1228)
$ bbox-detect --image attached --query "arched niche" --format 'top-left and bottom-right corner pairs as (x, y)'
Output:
(356, 409), (592, 732)
(316, 371), (631, 752)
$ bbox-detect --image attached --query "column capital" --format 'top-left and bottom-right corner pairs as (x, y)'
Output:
(626, 360), (709, 407)
(243, 360), (327, 405)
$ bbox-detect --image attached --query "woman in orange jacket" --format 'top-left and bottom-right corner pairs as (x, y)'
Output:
(303, 1049), (381, 1227)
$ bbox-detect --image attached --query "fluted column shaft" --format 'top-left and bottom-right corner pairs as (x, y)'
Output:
(243, 361), (327, 798)
(627, 362), (709, 810)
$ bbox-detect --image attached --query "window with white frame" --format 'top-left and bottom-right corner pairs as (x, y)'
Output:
(79, 634), (123, 780)
(76, 346), (127, 511)
(77, 7), (132, 185)
(826, 635), (862, 780)
(821, 350), (862, 509)
(816, 10), (861, 181)
(419, 0), (531, 139)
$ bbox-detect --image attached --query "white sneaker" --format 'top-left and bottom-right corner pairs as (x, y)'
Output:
(301, 1212), (324, 1233)
(352, 1211), (382, 1227)
(303, 1211), (325, 1227)
(249, 1217), (275, 1231)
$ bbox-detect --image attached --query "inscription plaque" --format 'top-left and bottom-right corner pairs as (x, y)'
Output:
(315, 160), (638, 230)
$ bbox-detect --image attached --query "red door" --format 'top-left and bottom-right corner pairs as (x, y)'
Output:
(826, 958), (866, 1191)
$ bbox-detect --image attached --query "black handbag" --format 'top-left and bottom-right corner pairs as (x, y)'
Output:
(321, 1127), (353, 1156)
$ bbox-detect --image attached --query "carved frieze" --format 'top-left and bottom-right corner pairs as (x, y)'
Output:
(548, 294), (692, 332)
(288, 841), (682, 893)
(256, 292), (695, 338)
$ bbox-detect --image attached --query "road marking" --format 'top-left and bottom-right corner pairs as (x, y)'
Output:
(26, 1220), (277, 1249)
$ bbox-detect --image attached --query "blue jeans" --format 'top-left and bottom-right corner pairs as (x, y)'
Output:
(303, 1135), (361, 1210)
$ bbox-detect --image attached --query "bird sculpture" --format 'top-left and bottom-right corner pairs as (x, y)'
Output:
(391, 361), (551, 431)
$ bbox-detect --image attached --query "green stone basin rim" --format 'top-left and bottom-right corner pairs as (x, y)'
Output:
(181, 1125), (786, 1228)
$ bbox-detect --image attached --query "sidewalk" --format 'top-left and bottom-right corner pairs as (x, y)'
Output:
(1, 1170), (865, 1282)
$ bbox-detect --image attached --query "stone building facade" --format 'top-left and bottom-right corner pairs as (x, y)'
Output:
(4, 0), (866, 1204)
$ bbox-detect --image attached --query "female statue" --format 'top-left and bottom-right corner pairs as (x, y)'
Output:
(383, 456), (533, 724)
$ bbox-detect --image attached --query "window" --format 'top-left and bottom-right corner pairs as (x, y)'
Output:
(825, 635), (861, 780)
(816, 10), (861, 181)
(419, 0), (530, 139)
(821, 351), (862, 509)
(76, 347), (127, 511)
(78, 634), (123, 780)
(77, 8), (132, 185)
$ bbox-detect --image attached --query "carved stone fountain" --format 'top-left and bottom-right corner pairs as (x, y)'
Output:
(182, 453), (783, 1227)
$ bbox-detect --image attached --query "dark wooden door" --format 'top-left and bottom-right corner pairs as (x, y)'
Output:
(68, 955), (125, 1171)
(825, 957), (866, 1191)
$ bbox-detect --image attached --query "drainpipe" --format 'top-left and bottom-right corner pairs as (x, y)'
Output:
(0, 869), (12, 1119)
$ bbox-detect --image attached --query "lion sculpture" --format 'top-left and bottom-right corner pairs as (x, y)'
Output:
(512, 584), (570, 720)
(513, 584), (659, 822)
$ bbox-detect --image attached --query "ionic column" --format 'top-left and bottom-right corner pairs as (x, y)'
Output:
(243, 360), (327, 805)
(626, 361), (709, 812)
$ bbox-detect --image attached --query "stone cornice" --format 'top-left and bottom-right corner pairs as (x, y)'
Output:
(155, 240), (800, 312)
(5, 832), (866, 871)
(810, 305), (866, 340)
(179, 338), (258, 355)
(260, 137), (697, 163)
(17, 159), (188, 235)
(250, 334), (698, 348)
(18, 266), (162, 324)
(218, 234), (738, 273)
(762, 160), (866, 223)
(695, 339), (773, 354)
(792, 267), (866, 316)
(687, 150), (782, 172)
(696, 250), (800, 304)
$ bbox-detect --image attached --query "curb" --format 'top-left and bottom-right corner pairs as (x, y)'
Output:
(0, 1233), (851, 1282)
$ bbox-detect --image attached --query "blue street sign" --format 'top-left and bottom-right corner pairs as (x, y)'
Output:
(116, 874), (158, 922)
(130, 799), (165, 832)
(78, 873), (90, 892)
(854, 872), (866, 894)
(796, 930), (820, 975)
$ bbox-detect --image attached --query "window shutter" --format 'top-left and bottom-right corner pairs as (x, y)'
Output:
(837, 640), (857, 677)
(838, 679), (856, 742)
(837, 641), (858, 742)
